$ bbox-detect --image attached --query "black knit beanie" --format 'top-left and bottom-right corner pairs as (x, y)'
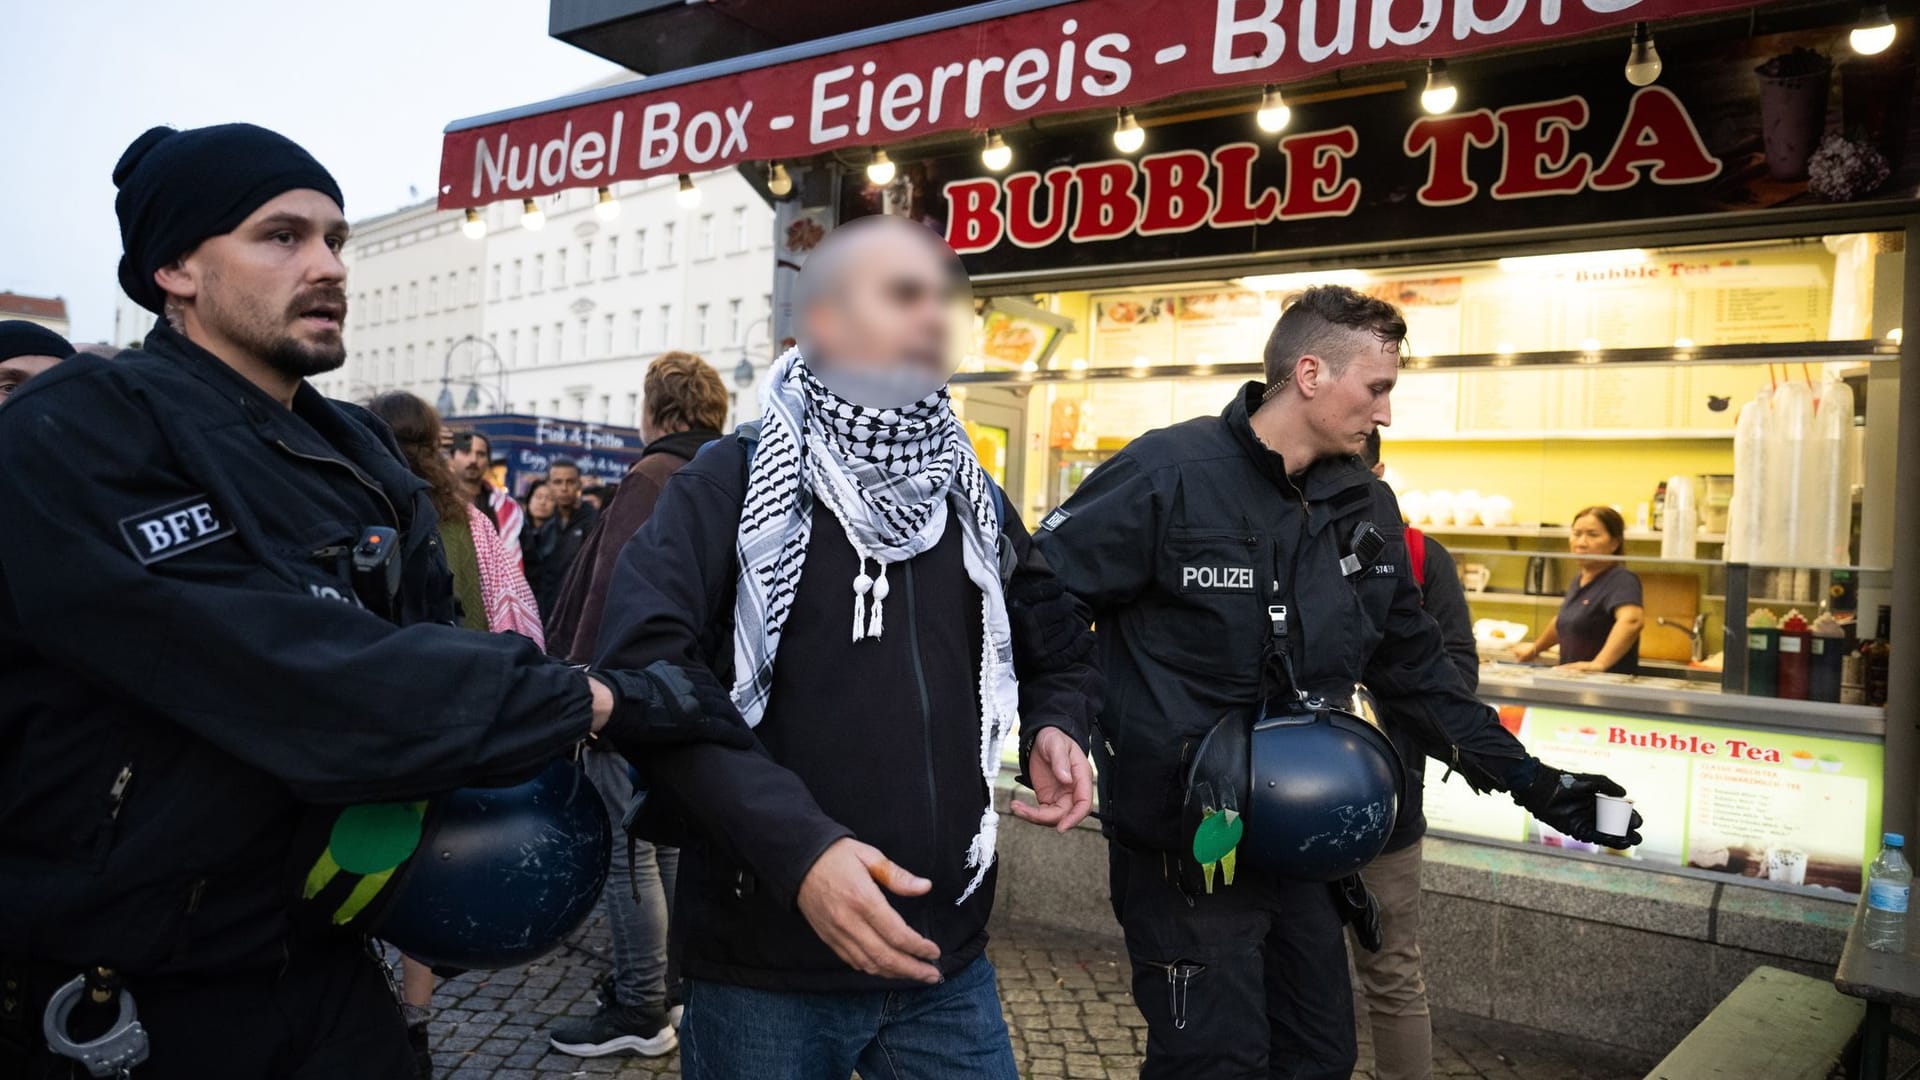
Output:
(113, 123), (345, 315)
(0, 320), (76, 363)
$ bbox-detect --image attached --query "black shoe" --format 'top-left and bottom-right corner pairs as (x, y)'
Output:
(547, 1002), (677, 1058)
(406, 1021), (433, 1079)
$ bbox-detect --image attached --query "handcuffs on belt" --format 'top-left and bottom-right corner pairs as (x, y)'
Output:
(41, 967), (148, 1078)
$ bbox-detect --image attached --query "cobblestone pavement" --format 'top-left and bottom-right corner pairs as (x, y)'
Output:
(412, 909), (1653, 1079)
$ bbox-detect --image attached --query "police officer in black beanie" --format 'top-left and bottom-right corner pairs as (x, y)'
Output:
(0, 124), (747, 1079)
(0, 320), (75, 405)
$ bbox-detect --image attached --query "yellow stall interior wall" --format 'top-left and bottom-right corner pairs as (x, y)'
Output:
(1381, 439), (1737, 527)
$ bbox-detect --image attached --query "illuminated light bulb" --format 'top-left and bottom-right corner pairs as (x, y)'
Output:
(1888, 327), (1905, 344)
(520, 198), (545, 231)
(1421, 60), (1458, 115)
(1020, 359), (1039, 373)
(1113, 108), (1145, 154)
(1131, 355), (1151, 371)
(461, 207), (487, 240)
(767, 162), (793, 197)
(594, 187), (621, 221)
(1256, 85), (1292, 133)
(1674, 336), (1695, 349)
(1069, 357), (1089, 372)
(866, 150), (896, 186)
(1625, 22), (1663, 86)
(1853, 4), (1896, 55)
(1580, 337), (1603, 353)
(982, 130), (1012, 172)
(676, 174), (701, 208)
(1494, 341), (1516, 355)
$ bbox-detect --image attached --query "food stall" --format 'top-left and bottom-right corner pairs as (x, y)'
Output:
(438, 0), (1920, 904)
(462, 413), (644, 496)
(829, 9), (1917, 900)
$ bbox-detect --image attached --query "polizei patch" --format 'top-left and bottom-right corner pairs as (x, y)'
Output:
(120, 495), (234, 565)
(1180, 564), (1254, 593)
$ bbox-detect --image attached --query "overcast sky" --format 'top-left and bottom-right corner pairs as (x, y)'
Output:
(2, 0), (627, 341)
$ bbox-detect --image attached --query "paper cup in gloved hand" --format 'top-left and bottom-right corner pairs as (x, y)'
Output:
(1595, 793), (1635, 839)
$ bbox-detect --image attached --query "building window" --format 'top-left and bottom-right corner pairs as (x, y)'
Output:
(601, 313), (615, 356)
(555, 248), (568, 288)
(533, 254), (545, 292)
(527, 326), (539, 366)
(509, 329), (520, 367)
(630, 309), (644, 351)
(661, 223), (676, 266)
(552, 322), (564, 363)
(695, 303), (710, 348)
(732, 206), (748, 252)
(426, 277), (438, 314)
(605, 236), (619, 278)
(550, 398), (561, 417)
(577, 317), (590, 359)
(490, 264), (502, 301)
(627, 391), (640, 426)
(599, 394), (612, 422)
(728, 298), (743, 345)
(511, 260), (523, 297)
(580, 242), (592, 282)
(633, 229), (647, 273)
(407, 282), (419, 318)
(404, 344), (416, 382)
(658, 304), (673, 348)
(468, 267), (480, 306)
(385, 347), (396, 385)
(368, 291), (380, 323)
(389, 287), (401, 323)
(697, 214), (715, 259)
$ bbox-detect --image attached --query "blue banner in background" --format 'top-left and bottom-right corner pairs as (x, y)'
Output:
(462, 414), (644, 495)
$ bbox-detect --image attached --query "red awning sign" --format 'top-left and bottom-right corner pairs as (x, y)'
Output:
(438, 0), (1759, 210)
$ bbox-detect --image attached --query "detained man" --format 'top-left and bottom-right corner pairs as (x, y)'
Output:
(594, 216), (1104, 1080)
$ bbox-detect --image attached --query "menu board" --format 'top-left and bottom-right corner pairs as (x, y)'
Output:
(1090, 294), (1176, 367)
(1426, 704), (1882, 895)
(1369, 277), (1463, 357)
(1579, 367), (1681, 430)
(1172, 291), (1269, 366)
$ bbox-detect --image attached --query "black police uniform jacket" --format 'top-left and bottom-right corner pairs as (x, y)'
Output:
(1033, 383), (1531, 855)
(0, 324), (594, 976)
(594, 434), (1103, 992)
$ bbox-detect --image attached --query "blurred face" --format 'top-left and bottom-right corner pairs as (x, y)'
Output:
(0, 354), (62, 406)
(1570, 514), (1621, 558)
(548, 466), (582, 511)
(449, 435), (488, 486)
(804, 229), (957, 381)
(526, 485), (555, 520)
(159, 189), (349, 379)
(1298, 330), (1398, 459)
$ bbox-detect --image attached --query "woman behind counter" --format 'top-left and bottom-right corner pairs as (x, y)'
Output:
(1512, 505), (1646, 675)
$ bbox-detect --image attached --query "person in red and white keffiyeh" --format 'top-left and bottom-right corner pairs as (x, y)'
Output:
(451, 428), (525, 557)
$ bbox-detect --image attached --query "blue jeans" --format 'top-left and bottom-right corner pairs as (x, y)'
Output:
(583, 748), (679, 1012)
(679, 955), (1017, 1080)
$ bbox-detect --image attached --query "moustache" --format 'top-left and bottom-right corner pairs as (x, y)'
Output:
(288, 288), (349, 324)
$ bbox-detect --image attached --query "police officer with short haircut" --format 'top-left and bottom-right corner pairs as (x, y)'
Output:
(1035, 286), (1641, 1079)
(0, 124), (738, 1079)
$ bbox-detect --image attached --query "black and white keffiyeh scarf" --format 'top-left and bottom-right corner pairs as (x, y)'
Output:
(733, 347), (1019, 902)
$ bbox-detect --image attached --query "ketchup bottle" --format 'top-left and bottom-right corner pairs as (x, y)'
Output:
(1777, 609), (1812, 700)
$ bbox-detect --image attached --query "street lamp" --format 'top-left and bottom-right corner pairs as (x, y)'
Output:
(439, 334), (508, 417)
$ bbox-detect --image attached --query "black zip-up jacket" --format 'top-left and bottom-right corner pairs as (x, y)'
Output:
(1033, 384), (1532, 855)
(593, 433), (1102, 992)
(1382, 534), (1480, 852)
(0, 324), (594, 976)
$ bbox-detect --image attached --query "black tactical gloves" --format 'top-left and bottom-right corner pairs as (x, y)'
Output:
(1331, 873), (1383, 952)
(1513, 764), (1643, 848)
(592, 661), (754, 755)
(1006, 573), (1096, 672)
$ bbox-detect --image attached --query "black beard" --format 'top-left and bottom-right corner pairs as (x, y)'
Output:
(260, 334), (346, 379)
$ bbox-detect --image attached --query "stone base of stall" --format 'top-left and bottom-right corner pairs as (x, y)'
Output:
(988, 779), (1855, 1059)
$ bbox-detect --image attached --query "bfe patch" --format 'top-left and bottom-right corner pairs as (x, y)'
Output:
(120, 495), (234, 564)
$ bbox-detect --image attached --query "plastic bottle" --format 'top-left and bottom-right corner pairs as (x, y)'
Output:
(1864, 605), (1894, 707)
(1662, 475), (1698, 560)
(1867, 833), (1911, 953)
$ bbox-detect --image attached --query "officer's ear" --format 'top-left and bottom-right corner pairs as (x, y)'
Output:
(153, 258), (199, 305)
(1293, 353), (1325, 397)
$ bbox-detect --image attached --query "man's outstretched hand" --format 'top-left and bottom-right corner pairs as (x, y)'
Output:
(796, 838), (942, 984)
(1011, 727), (1093, 833)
